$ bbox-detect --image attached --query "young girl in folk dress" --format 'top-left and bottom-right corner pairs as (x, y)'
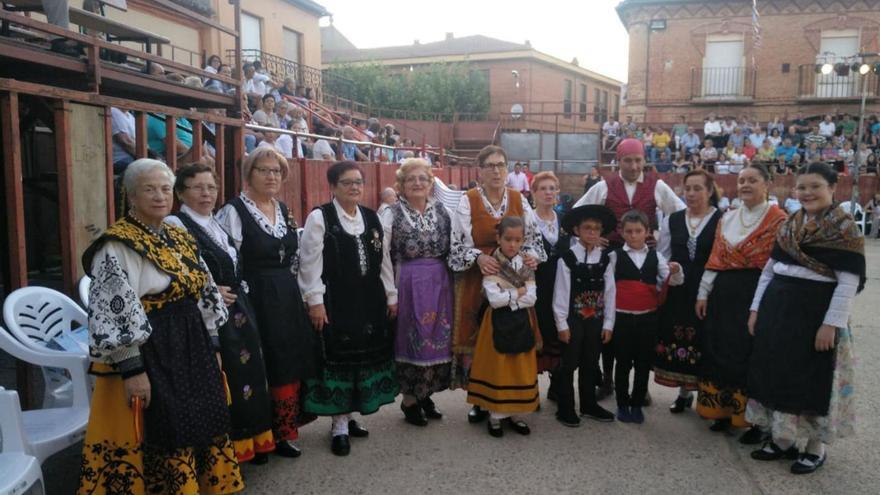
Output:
(467, 216), (542, 438)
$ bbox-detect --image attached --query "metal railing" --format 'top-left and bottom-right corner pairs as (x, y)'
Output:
(690, 67), (756, 99)
(527, 159), (599, 174)
(226, 49), (354, 99)
(797, 64), (880, 99)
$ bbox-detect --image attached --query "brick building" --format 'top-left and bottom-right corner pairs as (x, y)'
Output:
(322, 32), (623, 133)
(617, 0), (880, 124)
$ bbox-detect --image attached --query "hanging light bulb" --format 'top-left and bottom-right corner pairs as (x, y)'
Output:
(859, 63), (871, 75)
(821, 63), (834, 75)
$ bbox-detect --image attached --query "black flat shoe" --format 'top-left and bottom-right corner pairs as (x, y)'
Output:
(348, 420), (369, 438)
(709, 419), (731, 432)
(791, 453), (826, 474)
(419, 397), (443, 420)
(556, 411), (581, 427)
(274, 440), (302, 458)
(503, 418), (531, 435)
(331, 435), (350, 456)
(581, 404), (615, 422)
(401, 402), (428, 426)
(487, 420), (503, 438)
(250, 452), (269, 465)
(751, 441), (800, 461)
(669, 395), (694, 414)
(739, 425), (768, 445)
(468, 405), (489, 423)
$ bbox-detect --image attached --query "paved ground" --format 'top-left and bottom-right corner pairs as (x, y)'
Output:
(33, 238), (880, 494)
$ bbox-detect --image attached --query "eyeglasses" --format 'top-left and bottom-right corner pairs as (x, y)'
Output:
(184, 184), (218, 193)
(480, 161), (507, 170)
(253, 167), (283, 177)
(338, 179), (364, 188)
(404, 175), (431, 184)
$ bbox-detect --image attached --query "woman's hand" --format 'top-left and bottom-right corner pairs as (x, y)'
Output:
(815, 325), (837, 352)
(516, 286), (527, 298)
(558, 330), (571, 344)
(695, 299), (708, 320)
(309, 304), (329, 332)
(387, 303), (398, 319)
(124, 372), (151, 409)
(523, 254), (538, 270)
(598, 237), (610, 248)
(747, 311), (758, 336)
(217, 286), (237, 307)
(476, 253), (500, 276)
(668, 262), (681, 275)
(601, 329), (613, 344)
(216, 352), (222, 369)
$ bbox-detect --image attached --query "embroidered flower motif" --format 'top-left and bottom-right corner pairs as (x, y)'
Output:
(234, 312), (247, 328)
(239, 349), (251, 364)
(242, 385), (253, 400)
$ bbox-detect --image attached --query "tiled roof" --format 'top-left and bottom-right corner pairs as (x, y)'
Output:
(323, 35), (530, 63)
(321, 25), (357, 52)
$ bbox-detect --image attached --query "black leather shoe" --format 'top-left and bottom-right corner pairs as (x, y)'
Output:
(790, 453), (826, 474)
(274, 440), (302, 458)
(250, 452), (269, 465)
(487, 420), (503, 438)
(504, 418), (531, 435)
(669, 395), (694, 414)
(348, 420), (369, 438)
(419, 397), (443, 420)
(739, 425), (768, 445)
(709, 419), (731, 432)
(556, 410), (581, 427)
(331, 435), (350, 456)
(401, 402), (428, 426)
(581, 404), (615, 422)
(468, 405), (489, 423)
(751, 441), (800, 461)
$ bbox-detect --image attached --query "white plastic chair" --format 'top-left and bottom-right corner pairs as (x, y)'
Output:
(0, 388), (45, 495)
(0, 326), (90, 464)
(77, 276), (91, 308)
(3, 287), (88, 408)
(839, 201), (867, 235)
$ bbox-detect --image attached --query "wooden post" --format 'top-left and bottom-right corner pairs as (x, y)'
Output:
(54, 101), (77, 296)
(232, 0), (243, 119)
(135, 111), (148, 158)
(190, 119), (203, 161)
(231, 125), (244, 196)
(215, 123), (225, 204)
(165, 115), (177, 170)
(1, 92), (26, 290)
(104, 106), (115, 224)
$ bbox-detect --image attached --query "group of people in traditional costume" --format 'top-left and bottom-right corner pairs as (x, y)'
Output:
(75, 136), (864, 493)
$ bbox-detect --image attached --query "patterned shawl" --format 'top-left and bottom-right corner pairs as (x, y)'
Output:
(772, 204), (866, 292)
(705, 205), (787, 271)
(490, 248), (535, 289)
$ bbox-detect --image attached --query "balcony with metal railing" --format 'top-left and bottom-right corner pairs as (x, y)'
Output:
(690, 66), (756, 103)
(226, 48), (354, 103)
(797, 64), (880, 101)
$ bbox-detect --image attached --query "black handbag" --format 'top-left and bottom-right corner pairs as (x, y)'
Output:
(491, 307), (535, 354)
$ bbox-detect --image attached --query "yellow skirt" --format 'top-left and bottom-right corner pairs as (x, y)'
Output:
(77, 365), (244, 495)
(466, 308), (540, 414)
(696, 380), (751, 428)
(232, 430), (274, 463)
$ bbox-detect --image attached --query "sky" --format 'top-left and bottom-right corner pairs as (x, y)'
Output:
(317, 0), (630, 83)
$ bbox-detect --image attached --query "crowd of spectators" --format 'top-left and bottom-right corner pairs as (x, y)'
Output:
(602, 112), (880, 177)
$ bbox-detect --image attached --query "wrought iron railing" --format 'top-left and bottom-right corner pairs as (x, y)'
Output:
(226, 49), (354, 100)
(690, 67), (756, 99)
(797, 64), (879, 99)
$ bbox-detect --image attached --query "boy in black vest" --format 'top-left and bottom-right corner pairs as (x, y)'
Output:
(607, 210), (682, 424)
(552, 205), (618, 427)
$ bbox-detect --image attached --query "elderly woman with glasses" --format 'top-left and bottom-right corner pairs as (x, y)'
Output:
(379, 158), (453, 427)
(166, 163), (274, 465)
(77, 159), (242, 494)
(298, 161), (399, 456)
(216, 148), (317, 459)
(448, 145), (546, 424)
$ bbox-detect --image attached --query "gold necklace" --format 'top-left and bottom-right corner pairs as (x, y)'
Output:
(738, 203), (768, 235)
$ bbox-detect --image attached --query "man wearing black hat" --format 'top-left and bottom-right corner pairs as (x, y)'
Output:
(551, 204), (618, 426)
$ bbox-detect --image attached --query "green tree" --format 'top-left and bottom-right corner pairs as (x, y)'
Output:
(324, 62), (489, 120)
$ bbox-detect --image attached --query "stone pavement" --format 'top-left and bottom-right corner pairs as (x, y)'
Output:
(40, 239), (880, 494)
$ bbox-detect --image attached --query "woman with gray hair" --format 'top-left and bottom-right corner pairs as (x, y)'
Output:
(77, 159), (243, 494)
(216, 147), (317, 459)
(379, 158), (453, 426)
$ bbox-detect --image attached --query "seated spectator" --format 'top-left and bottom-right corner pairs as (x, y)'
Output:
(783, 125), (803, 149)
(822, 143), (839, 169)
(203, 55), (222, 75)
(774, 156), (790, 176)
(397, 150), (416, 164)
(767, 128), (782, 148)
(805, 141), (822, 162)
(654, 150), (673, 173)
(634, 126), (645, 140)
(743, 140), (758, 161)
(110, 107), (139, 174)
(716, 186), (730, 212)
(679, 127), (701, 158)
(275, 100), (291, 130)
(738, 114), (755, 136)
(730, 146), (748, 170)
(789, 152), (802, 172)
(790, 113), (811, 133)
(818, 114), (836, 138)
(672, 152), (689, 173)
(839, 113), (857, 139)
(602, 117), (621, 150)
(766, 115), (785, 136)
(840, 140), (855, 171)
(252, 94), (280, 129)
(699, 138), (717, 164)
(721, 141), (736, 160)
(727, 126), (746, 148)
(244, 63), (272, 100)
(205, 64), (234, 94)
(651, 127), (671, 162)
(715, 153), (731, 174)
(278, 77), (297, 98)
(642, 126), (654, 156)
(858, 142), (873, 166)
(784, 193), (801, 214)
(748, 126), (766, 148)
(288, 107), (309, 133)
(146, 113), (210, 165)
(257, 130), (294, 159)
(721, 116), (737, 139)
(756, 140), (777, 164)
(341, 125), (368, 161)
(803, 126), (827, 148)
(311, 127), (337, 160)
(671, 116), (688, 152)
(704, 113), (723, 147)
(865, 153), (878, 175)
(776, 138), (799, 163)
